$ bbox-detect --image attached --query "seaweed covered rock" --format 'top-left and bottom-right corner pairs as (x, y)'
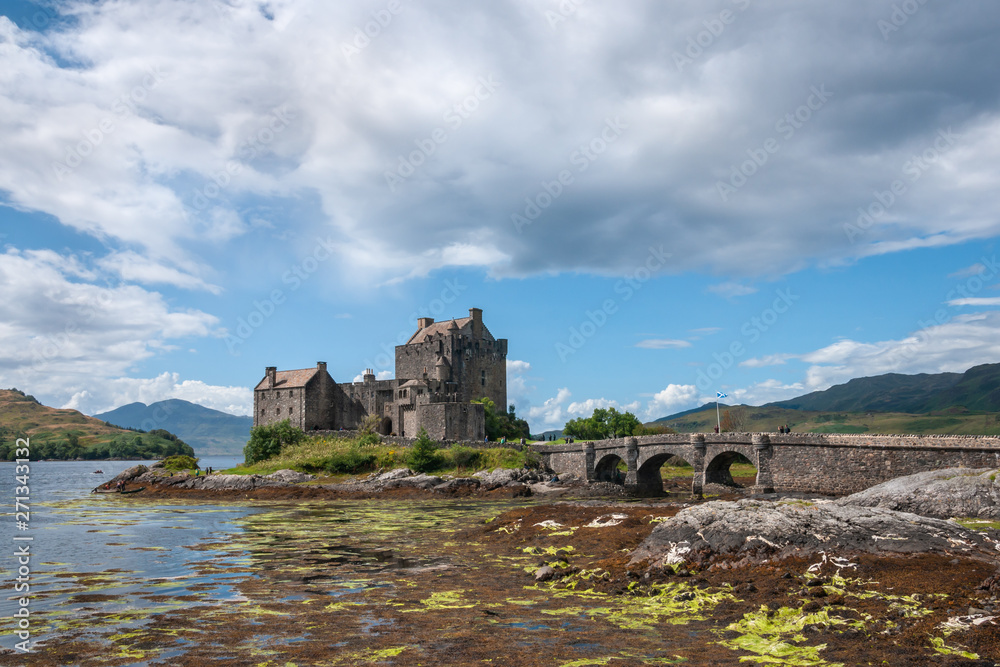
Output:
(474, 468), (542, 489)
(106, 465), (148, 485)
(630, 499), (1000, 569)
(266, 469), (315, 484)
(838, 467), (1000, 519)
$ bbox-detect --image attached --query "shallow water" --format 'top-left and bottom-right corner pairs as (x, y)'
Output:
(0, 460), (527, 657)
(2, 461), (994, 665)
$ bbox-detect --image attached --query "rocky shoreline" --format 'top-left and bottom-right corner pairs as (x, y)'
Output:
(95, 462), (630, 500)
(43, 464), (1000, 664)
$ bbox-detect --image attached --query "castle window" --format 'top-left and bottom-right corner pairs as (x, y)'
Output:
(481, 370), (486, 387)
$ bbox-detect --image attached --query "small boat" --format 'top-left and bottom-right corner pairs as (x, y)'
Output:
(93, 470), (104, 474)
(93, 486), (145, 495)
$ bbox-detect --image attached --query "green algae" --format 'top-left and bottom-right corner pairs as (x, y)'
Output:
(403, 589), (477, 612)
(955, 518), (1000, 531)
(326, 646), (410, 664)
(718, 605), (852, 666)
(928, 636), (980, 659)
(529, 569), (735, 631)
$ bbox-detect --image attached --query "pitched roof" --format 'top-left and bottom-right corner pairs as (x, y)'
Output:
(407, 316), (471, 344)
(254, 368), (318, 391)
(406, 316), (496, 344)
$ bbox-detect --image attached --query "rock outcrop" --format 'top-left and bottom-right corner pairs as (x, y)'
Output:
(837, 467), (1000, 519)
(630, 498), (1000, 568)
(95, 465), (556, 496)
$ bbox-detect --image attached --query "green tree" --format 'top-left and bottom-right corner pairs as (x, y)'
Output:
(474, 398), (530, 441)
(563, 407), (643, 440)
(244, 419), (305, 464)
(406, 427), (441, 473)
(608, 409), (641, 438)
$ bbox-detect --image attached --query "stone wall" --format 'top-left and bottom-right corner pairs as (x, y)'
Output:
(416, 402), (485, 441)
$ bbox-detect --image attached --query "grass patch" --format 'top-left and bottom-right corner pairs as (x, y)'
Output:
(954, 518), (1000, 531)
(160, 455), (199, 472)
(230, 433), (539, 477)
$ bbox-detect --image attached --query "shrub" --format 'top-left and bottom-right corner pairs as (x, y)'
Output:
(358, 432), (382, 446)
(449, 445), (481, 470)
(244, 419), (305, 465)
(406, 428), (441, 473)
(317, 446), (378, 475)
(161, 455), (200, 471)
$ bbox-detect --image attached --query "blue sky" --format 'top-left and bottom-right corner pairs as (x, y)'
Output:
(2, 0), (1000, 432)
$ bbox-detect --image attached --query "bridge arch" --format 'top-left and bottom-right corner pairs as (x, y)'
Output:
(704, 450), (755, 488)
(635, 450), (694, 496)
(594, 453), (626, 484)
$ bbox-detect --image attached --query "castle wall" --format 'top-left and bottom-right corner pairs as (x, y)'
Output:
(416, 402), (485, 441)
(458, 338), (507, 408)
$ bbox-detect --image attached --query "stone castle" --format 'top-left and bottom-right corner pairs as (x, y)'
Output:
(253, 308), (507, 441)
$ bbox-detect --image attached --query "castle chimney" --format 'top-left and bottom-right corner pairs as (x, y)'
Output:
(417, 317), (434, 329)
(266, 366), (277, 388)
(317, 361), (327, 374)
(469, 307), (483, 340)
(363, 368), (375, 383)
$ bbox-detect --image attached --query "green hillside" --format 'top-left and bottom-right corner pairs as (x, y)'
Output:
(94, 399), (252, 456)
(657, 403), (1000, 436)
(766, 363), (1000, 413)
(0, 389), (194, 460)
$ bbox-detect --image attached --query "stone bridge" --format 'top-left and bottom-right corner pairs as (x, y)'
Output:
(533, 433), (1000, 496)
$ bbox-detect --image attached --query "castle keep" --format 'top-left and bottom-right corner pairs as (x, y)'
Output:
(253, 308), (507, 441)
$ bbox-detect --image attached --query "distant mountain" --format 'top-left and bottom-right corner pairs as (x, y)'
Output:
(766, 363), (1000, 413)
(94, 399), (253, 456)
(0, 389), (192, 460)
(655, 402), (730, 423)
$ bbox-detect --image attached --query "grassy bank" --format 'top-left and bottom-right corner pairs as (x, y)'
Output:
(229, 433), (540, 478)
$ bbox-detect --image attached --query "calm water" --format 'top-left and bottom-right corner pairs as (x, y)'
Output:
(0, 457), (253, 650)
(0, 458), (518, 658)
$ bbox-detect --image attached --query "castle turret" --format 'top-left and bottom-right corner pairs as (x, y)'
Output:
(435, 355), (451, 381)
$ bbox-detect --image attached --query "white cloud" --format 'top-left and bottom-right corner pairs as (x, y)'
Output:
(352, 370), (393, 382)
(98, 251), (222, 294)
(1, 2), (999, 287)
(527, 387), (571, 428)
(948, 263), (986, 279)
(726, 380), (806, 406)
(0, 248), (218, 383)
(799, 312), (1000, 391)
(63, 372), (252, 416)
(645, 384), (699, 420)
(689, 327), (722, 338)
(707, 282), (758, 299)
(506, 359), (531, 374)
(948, 297), (1000, 307)
(506, 359), (533, 411)
(740, 354), (795, 368)
(566, 398), (641, 417)
(635, 338), (691, 349)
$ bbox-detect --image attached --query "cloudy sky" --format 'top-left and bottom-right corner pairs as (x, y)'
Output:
(2, 0), (1000, 432)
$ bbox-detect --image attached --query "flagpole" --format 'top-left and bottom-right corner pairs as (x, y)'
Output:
(715, 391), (727, 433)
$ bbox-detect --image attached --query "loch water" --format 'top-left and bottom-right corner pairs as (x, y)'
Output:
(0, 459), (526, 660)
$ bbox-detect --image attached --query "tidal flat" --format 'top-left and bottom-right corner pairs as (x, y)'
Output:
(1, 491), (999, 666)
